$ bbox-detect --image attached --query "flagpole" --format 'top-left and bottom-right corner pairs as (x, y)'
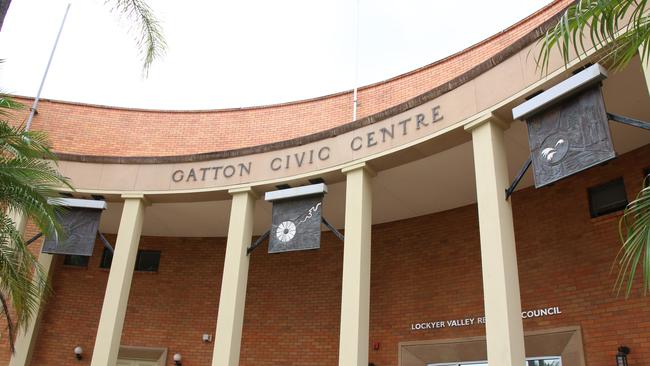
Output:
(25, 2), (71, 131)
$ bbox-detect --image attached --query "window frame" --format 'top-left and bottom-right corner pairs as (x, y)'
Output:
(587, 177), (628, 218)
(135, 250), (161, 272)
(99, 247), (113, 269)
(99, 248), (161, 273)
(63, 254), (90, 267)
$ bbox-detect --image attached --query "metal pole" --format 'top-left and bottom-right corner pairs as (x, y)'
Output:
(25, 2), (71, 131)
(352, 0), (360, 122)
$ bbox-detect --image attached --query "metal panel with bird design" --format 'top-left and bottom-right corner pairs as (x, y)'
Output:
(526, 86), (615, 188)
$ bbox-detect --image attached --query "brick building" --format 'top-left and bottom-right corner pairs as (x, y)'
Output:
(3, 0), (650, 365)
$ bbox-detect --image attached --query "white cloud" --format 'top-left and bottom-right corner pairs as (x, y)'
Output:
(0, 0), (552, 109)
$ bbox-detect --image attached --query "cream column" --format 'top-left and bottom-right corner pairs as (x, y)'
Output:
(9, 253), (54, 366)
(91, 194), (147, 366)
(9, 210), (55, 366)
(212, 187), (257, 366)
(640, 46), (650, 95)
(338, 162), (374, 366)
(465, 114), (525, 366)
(8, 209), (27, 234)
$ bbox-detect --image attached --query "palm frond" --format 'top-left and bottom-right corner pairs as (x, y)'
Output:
(107, 0), (166, 76)
(0, 118), (58, 161)
(0, 93), (24, 119)
(615, 175), (650, 297)
(537, 0), (650, 73)
(0, 211), (51, 350)
(0, 93), (63, 351)
(0, 124), (72, 239)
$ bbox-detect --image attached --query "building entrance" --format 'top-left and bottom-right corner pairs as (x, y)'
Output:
(400, 327), (584, 366)
(429, 357), (561, 366)
(117, 359), (160, 366)
(115, 346), (167, 366)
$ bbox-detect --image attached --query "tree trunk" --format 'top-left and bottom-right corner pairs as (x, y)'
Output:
(0, 0), (12, 31)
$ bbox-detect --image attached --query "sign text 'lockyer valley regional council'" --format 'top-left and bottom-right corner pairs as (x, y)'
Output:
(410, 306), (562, 331)
(170, 106), (443, 183)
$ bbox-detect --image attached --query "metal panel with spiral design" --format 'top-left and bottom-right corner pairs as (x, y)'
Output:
(526, 86), (615, 188)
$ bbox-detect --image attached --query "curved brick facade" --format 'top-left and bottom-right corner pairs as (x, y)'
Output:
(13, 0), (572, 158)
(2, 144), (648, 366)
(5, 1), (650, 366)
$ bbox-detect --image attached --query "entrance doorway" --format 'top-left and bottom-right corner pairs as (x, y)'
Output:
(399, 327), (584, 366)
(116, 346), (167, 366)
(428, 357), (561, 366)
(117, 360), (160, 366)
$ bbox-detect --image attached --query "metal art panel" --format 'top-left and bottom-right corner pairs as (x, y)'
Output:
(269, 194), (323, 253)
(42, 207), (101, 256)
(526, 86), (615, 188)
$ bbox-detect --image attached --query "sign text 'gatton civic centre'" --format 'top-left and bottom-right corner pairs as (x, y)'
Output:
(170, 106), (443, 183)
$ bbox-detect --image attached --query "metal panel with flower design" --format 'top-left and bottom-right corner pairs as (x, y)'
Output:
(268, 193), (323, 253)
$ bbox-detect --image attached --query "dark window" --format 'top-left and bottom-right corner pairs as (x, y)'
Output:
(63, 255), (89, 267)
(135, 250), (161, 272)
(99, 248), (113, 269)
(99, 248), (160, 272)
(588, 178), (628, 217)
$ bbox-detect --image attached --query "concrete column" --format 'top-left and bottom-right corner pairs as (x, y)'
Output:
(8, 210), (55, 366)
(8, 209), (27, 234)
(465, 114), (525, 366)
(212, 187), (257, 366)
(9, 253), (54, 366)
(91, 195), (147, 366)
(338, 162), (374, 366)
(640, 46), (650, 95)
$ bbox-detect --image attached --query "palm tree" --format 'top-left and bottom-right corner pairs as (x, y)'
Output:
(0, 0), (165, 74)
(0, 93), (71, 351)
(537, 0), (650, 297)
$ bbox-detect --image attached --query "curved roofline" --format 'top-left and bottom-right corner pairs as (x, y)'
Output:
(21, 1), (561, 115)
(56, 2), (568, 165)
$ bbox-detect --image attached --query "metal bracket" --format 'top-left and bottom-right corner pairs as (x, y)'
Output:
(246, 229), (270, 255)
(26, 231), (114, 255)
(25, 232), (43, 246)
(505, 155), (532, 200)
(607, 112), (650, 130)
(322, 217), (344, 242)
(98, 232), (114, 254)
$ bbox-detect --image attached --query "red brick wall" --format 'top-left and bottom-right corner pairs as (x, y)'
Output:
(1, 143), (648, 366)
(8, 0), (572, 158)
(369, 144), (650, 366)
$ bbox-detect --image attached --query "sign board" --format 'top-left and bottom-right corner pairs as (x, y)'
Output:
(42, 207), (102, 256)
(526, 86), (614, 187)
(513, 64), (614, 188)
(266, 184), (326, 254)
(410, 306), (562, 331)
